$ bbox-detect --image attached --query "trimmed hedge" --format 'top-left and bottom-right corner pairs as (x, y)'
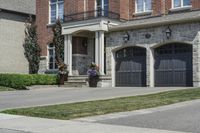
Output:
(0, 74), (58, 90)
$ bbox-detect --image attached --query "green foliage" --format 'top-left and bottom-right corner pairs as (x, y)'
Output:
(52, 19), (65, 69)
(23, 20), (41, 74)
(0, 74), (58, 90)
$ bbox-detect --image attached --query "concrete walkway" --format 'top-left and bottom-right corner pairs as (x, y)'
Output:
(0, 113), (186, 133)
(0, 87), (192, 111)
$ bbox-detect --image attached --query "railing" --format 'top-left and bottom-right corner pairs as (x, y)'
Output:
(64, 9), (120, 22)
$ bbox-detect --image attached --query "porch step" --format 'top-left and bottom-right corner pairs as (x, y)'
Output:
(64, 75), (112, 87)
(64, 75), (88, 87)
(68, 75), (88, 82)
(63, 81), (87, 87)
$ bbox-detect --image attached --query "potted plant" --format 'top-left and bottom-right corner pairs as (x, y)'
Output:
(87, 62), (100, 87)
(58, 64), (68, 85)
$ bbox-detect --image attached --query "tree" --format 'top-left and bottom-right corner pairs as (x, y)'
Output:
(23, 19), (41, 74)
(52, 19), (66, 71)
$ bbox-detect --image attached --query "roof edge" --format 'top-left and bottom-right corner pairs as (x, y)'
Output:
(110, 14), (200, 32)
(0, 8), (35, 16)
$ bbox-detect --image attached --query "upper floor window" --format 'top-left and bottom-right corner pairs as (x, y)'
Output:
(96, 0), (109, 16)
(136, 0), (152, 13)
(50, 0), (64, 23)
(173, 0), (191, 8)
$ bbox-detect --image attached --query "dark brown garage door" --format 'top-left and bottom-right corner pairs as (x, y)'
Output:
(155, 43), (193, 87)
(115, 47), (146, 87)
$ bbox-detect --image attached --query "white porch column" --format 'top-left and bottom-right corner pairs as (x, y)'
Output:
(95, 32), (99, 66)
(149, 48), (155, 87)
(99, 31), (105, 75)
(95, 31), (105, 75)
(64, 34), (73, 76)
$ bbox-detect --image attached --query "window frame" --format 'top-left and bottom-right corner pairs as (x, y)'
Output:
(135, 0), (152, 14)
(47, 44), (58, 70)
(172, 0), (191, 9)
(49, 0), (64, 24)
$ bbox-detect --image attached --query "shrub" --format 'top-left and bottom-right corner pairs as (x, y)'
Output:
(0, 74), (58, 90)
(23, 19), (41, 74)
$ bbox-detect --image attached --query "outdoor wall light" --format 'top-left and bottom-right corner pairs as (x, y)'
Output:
(82, 38), (88, 48)
(123, 31), (130, 43)
(165, 26), (172, 39)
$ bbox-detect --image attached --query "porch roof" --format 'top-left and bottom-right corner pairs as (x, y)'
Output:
(62, 17), (121, 35)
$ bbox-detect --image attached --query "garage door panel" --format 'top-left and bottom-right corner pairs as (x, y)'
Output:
(155, 43), (192, 87)
(155, 71), (173, 86)
(116, 47), (146, 87)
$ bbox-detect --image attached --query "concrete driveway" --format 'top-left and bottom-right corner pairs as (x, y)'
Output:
(0, 86), (190, 111)
(78, 100), (200, 133)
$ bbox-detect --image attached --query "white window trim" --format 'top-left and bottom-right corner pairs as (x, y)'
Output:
(47, 45), (58, 70)
(84, 0), (87, 18)
(49, 0), (64, 24)
(135, 0), (152, 14)
(171, 0), (192, 9)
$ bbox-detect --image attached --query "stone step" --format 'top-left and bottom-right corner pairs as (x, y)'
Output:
(68, 76), (88, 82)
(64, 75), (112, 87)
(63, 81), (87, 87)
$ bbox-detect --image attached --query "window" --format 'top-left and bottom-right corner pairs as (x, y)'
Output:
(136, 0), (152, 13)
(173, 0), (191, 8)
(48, 44), (58, 70)
(50, 0), (64, 23)
(96, 0), (109, 16)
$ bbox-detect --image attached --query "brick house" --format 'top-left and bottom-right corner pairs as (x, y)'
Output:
(0, 0), (35, 73)
(37, 0), (200, 87)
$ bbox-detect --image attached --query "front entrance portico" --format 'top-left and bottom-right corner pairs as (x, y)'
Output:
(62, 18), (120, 76)
(64, 31), (105, 76)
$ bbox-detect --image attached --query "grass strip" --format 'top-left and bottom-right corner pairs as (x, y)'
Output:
(2, 88), (200, 120)
(0, 86), (16, 91)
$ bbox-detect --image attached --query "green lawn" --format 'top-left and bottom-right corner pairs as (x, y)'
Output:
(2, 88), (200, 120)
(0, 86), (16, 91)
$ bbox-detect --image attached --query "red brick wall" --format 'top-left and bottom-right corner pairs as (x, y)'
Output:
(129, 0), (134, 19)
(36, 0), (200, 56)
(192, 0), (200, 10)
(165, 0), (171, 14)
(109, 0), (120, 15)
(36, 0), (53, 56)
(88, 0), (95, 11)
(64, 0), (78, 15)
(77, 0), (85, 12)
(152, 0), (162, 16)
(120, 0), (130, 20)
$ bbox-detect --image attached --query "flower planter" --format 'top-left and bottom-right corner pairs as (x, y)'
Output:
(64, 73), (68, 81)
(59, 74), (65, 85)
(87, 62), (100, 87)
(89, 76), (99, 87)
